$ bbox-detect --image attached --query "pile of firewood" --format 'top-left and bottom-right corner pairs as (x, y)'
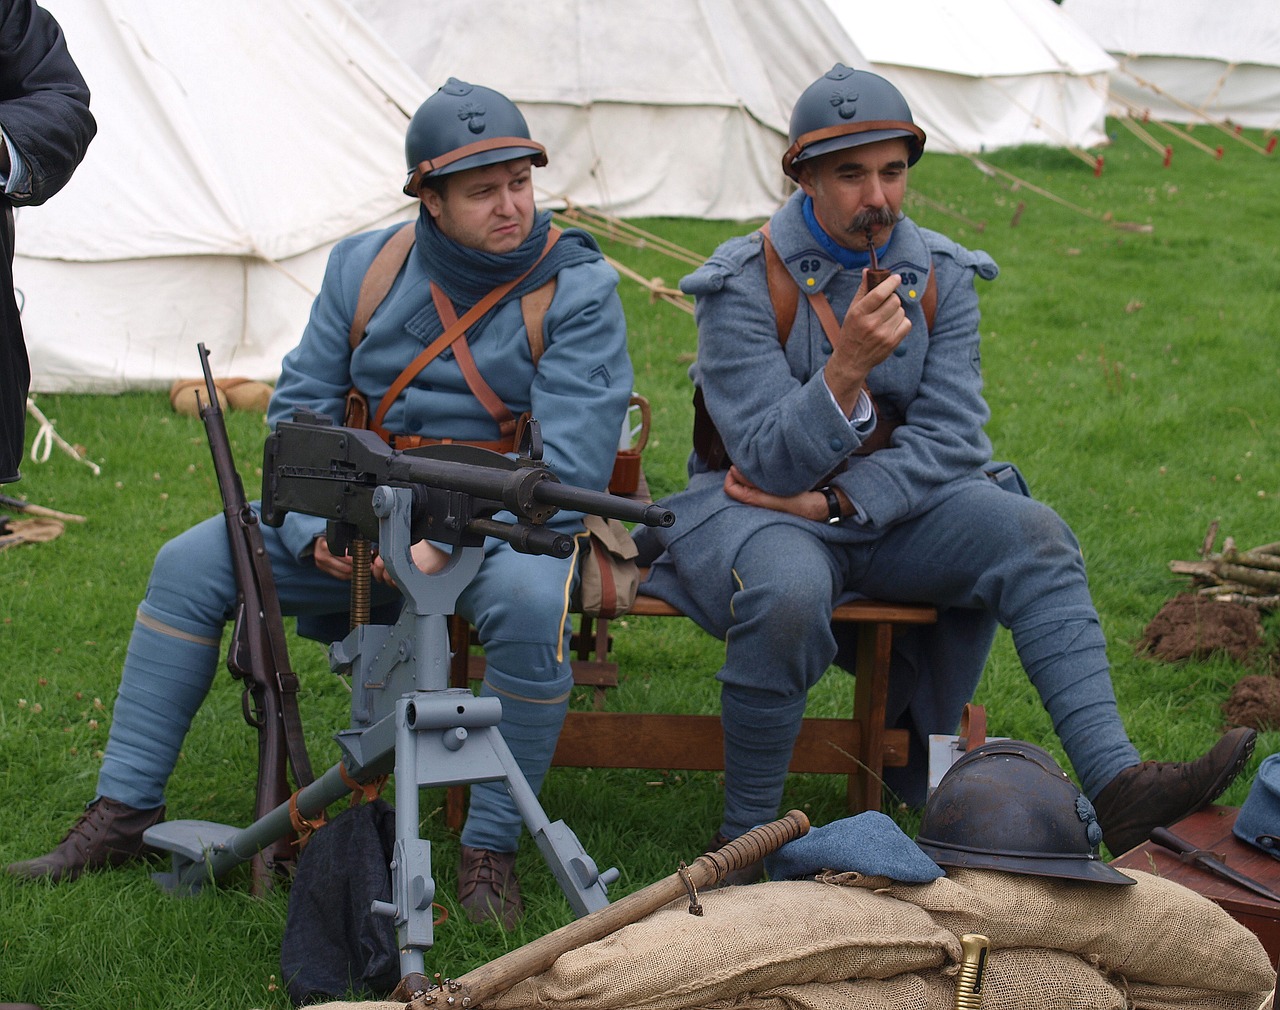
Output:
(1169, 521), (1280, 609)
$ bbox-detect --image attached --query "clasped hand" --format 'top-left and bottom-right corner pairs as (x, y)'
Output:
(313, 534), (448, 583)
(724, 465), (847, 523)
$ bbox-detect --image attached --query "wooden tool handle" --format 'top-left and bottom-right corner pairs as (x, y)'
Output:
(1149, 826), (1193, 855)
(697, 809), (810, 886)
(0, 493), (86, 523)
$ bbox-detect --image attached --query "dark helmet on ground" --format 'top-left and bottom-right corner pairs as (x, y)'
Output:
(403, 78), (548, 196)
(783, 63), (926, 181)
(915, 739), (1135, 886)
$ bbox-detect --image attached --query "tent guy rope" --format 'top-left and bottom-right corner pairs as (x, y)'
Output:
(25, 398), (101, 476)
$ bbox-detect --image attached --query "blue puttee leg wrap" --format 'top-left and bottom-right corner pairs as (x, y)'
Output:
(460, 661), (573, 853)
(719, 685), (809, 839)
(96, 615), (221, 809)
(1014, 605), (1139, 798)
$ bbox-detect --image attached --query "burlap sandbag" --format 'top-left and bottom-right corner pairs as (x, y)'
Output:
(307, 870), (1275, 1010)
(728, 946), (1128, 1010)
(301, 1003), (401, 1010)
(885, 866), (1275, 998)
(691, 973), (945, 1010)
(487, 941), (1133, 1010)
(486, 881), (954, 1010)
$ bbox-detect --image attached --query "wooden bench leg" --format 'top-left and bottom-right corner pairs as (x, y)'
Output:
(849, 620), (895, 812)
(577, 615), (613, 711)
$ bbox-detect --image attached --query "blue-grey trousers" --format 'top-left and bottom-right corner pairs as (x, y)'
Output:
(717, 478), (1139, 837)
(96, 507), (576, 853)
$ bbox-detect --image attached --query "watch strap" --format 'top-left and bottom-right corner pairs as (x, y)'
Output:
(821, 486), (842, 524)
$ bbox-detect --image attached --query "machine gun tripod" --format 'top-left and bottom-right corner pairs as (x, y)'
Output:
(144, 410), (674, 977)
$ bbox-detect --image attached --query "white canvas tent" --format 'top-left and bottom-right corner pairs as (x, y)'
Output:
(348, 0), (865, 220)
(16, 0), (425, 393)
(822, 0), (1115, 153)
(1061, 0), (1280, 130)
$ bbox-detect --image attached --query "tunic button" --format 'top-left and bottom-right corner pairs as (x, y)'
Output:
(893, 344), (908, 357)
(822, 340), (832, 353)
(829, 437), (844, 451)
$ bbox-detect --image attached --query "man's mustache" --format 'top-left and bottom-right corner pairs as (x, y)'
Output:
(850, 207), (897, 233)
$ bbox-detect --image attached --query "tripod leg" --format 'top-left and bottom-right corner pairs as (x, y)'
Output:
(477, 724), (614, 916)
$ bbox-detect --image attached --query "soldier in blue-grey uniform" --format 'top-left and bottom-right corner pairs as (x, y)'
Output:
(8, 78), (633, 929)
(638, 64), (1254, 873)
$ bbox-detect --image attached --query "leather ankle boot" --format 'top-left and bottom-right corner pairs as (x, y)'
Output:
(6, 797), (165, 883)
(1093, 726), (1256, 856)
(458, 846), (522, 930)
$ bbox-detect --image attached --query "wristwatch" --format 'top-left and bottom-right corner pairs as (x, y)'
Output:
(820, 486), (842, 524)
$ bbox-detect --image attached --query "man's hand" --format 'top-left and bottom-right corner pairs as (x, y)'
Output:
(312, 535), (354, 580)
(723, 465), (846, 522)
(372, 540), (448, 584)
(824, 271), (912, 414)
(312, 535), (448, 583)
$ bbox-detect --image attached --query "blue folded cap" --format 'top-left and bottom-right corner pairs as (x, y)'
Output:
(764, 810), (945, 883)
(1235, 752), (1280, 859)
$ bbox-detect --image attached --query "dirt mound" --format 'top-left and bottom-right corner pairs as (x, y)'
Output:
(1139, 593), (1264, 664)
(1224, 675), (1280, 732)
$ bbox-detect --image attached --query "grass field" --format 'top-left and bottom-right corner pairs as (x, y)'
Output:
(1, 120), (1277, 1009)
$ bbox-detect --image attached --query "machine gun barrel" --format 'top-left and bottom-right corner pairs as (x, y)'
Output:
(528, 479), (673, 529)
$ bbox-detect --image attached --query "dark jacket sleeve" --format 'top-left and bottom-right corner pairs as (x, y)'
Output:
(0, 0), (96, 207)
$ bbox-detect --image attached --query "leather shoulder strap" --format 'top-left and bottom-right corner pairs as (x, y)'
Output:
(369, 228), (562, 438)
(759, 223), (798, 347)
(349, 221), (416, 351)
(921, 266), (937, 333)
(520, 277), (557, 366)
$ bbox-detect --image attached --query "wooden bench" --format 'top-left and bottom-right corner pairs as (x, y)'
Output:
(446, 572), (936, 826)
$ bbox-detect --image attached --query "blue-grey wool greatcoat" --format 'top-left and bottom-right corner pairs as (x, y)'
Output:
(638, 190), (1025, 800)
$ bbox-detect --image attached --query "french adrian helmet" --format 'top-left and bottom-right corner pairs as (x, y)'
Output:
(403, 78), (547, 196)
(783, 63), (926, 180)
(915, 740), (1135, 886)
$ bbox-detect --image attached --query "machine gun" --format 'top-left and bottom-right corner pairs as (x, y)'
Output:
(145, 408), (674, 980)
(195, 343), (313, 894)
(259, 407), (672, 553)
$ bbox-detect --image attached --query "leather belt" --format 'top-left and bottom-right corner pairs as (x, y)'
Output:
(387, 432), (515, 453)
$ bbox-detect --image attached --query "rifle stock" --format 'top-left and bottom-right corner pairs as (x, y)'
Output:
(196, 344), (313, 892)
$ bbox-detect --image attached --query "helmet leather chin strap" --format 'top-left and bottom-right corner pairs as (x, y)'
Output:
(403, 138), (548, 197)
(783, 119), (926, 180)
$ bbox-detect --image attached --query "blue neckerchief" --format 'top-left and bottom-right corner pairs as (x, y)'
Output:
(411, 205), (601, 343)
(802, 195), (890, 270)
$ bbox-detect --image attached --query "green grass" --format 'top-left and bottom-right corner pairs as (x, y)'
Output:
(2, 121), (1278, 1008)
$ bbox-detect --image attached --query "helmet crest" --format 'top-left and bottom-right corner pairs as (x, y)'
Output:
(829, 88), (859, 119)
(458, 101), (487, 134)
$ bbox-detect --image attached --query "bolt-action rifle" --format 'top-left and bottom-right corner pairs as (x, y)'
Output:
(196, 343), (313, 892)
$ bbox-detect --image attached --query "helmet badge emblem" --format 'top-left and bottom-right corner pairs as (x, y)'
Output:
(458, 101), (487, 135)
(1076, 794), (1104, 847)
(829, 89), (859, 120)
